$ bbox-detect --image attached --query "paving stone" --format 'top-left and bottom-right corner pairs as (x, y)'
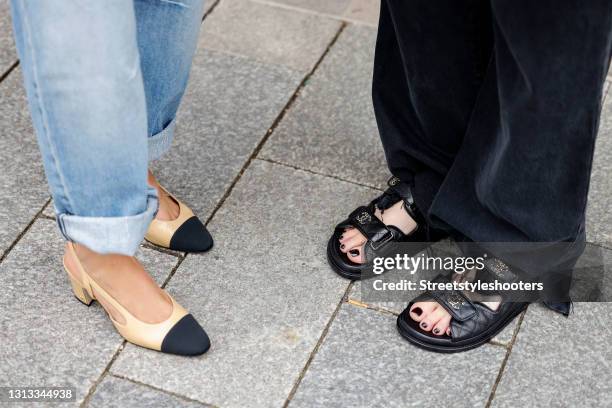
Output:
(202, 0), (341, 72)
(257, 0), (380, 26)
(261, 24), (389, 189)
(491, 303), (612, 407)
(587, 86), (612, 248)
(290, 304), (507, 408)
(89, 376), (209, 408)
(260, 0), (351, 16)
(343, 0), (380, 26)
(0, 219), (178, 406)
(111, 160), (378, 407)
(150, 45), (302, 222)
(0, 0), (17, 74)
(0, 69), (50, 257)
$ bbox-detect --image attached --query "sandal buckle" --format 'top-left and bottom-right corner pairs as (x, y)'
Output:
(369, 229), (393, 251)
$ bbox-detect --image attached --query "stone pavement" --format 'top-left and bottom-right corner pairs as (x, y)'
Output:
(0, 0), (611, 407)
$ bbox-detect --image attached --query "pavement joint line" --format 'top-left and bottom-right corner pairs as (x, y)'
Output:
(140, 241), (184, 258)
(108, 373), (219, 407)
(80, 342), (127, 408)
(346, 297), (401, 316)
(202, 0), (222, 20)
(247, 0), (376, 27)
(588, 240), (612, 251)
(0, 60), (19, 84)
(343, 281), (355, 302)
(484, 307), (528, 408)
(282, 281), (352, 408)
(0, 197), (51, 265)
(160, 252), (188, 289)
(255, 157), (385, 192)
(488, 339), (510, 349)
(203, 22), (347, 227)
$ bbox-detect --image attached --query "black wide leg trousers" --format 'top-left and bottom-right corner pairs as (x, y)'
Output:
(374, 0), (612, 249)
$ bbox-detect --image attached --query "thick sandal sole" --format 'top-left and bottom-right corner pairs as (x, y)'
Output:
(396, 303), (528, 353)
(326, 234), (364, 280)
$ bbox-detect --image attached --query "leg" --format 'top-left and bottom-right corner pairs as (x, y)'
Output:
(339, 0), (493, 263)
(134, 0), (206, 161)
(133, 0), (213, 252)
(373, 0), (493, 213)
(10, 0), (155, 256)
(429, 0), (612, 244)
(411, 0), (612, 337)
(10, 0), (209, 355)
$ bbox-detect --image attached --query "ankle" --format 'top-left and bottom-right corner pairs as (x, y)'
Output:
(66, 243), (137, 281)
(381, 201), (417, 235)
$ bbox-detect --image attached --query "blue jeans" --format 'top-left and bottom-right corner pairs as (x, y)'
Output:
(10, 0), (205, 255)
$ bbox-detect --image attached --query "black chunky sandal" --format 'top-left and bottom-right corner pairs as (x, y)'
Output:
(396, 273), (528, 353)
(327, 176), (447, 280)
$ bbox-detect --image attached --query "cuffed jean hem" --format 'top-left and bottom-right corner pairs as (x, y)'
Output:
(56, 188), (159, 256)
(148, 119), (176, 162)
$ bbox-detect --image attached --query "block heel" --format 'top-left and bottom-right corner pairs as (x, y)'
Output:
(67, 274), (93, 306)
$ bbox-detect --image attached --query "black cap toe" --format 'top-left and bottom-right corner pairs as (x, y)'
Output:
(169, 216), (214, 252)
(161, 314), (211, 356)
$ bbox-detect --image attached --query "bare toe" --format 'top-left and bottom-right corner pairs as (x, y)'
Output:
(419, 306), (446, 332)
(432, 314), (451, 336)
(341, 234), (366, 253)
(409, 301), (437, 322)
(347, 247), (365, 263)
(339, 228), (359, 244)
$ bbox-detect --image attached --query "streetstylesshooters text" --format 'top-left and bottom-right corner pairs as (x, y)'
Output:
(371, 252), (544, 293)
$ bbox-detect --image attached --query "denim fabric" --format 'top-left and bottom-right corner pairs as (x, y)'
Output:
(373, 0), (612, 245)
(10, 0), (205, 255)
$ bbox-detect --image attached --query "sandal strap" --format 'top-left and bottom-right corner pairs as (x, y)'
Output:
(375, 176), (419, 222)
(346, 205), (395, 249)
(334, 176), (423, 257)
(425, 288), (478, 322)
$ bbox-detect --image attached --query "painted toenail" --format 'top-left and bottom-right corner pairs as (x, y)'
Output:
(433, 328), (440, 335)
(420, 322), (427, 329)
(349, 250), (359, 257)
(412, 307), (422, 316)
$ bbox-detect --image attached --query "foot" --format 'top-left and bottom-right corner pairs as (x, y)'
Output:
(148, 170), (180, 221)
(408, 300), (501, 337)
(63, 243), (172, 325)
(338, 201), (417, 264)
